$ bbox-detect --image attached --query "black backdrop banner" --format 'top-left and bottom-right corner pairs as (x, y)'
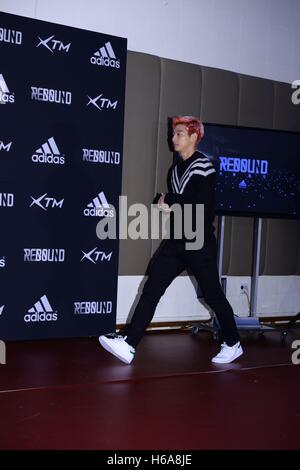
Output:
(0, 12), (127, 340)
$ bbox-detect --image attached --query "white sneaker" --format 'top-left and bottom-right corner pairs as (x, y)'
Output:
(211, 341), (243, 364)
(99, 333), (135, 364)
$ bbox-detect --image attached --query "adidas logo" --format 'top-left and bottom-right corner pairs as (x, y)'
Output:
(32, 137), (65, 164)
(0, 73), (15, 104)
(83, 191), (114, 217)
(239, 180), (247, 189)
(25, 295), (58, 322)
(90, 41), (120, 68)
(0, 74), (9, 93)
(0, 256), (5, 268)
(0, 140), (12, 152)
(0, 305), (4, 315)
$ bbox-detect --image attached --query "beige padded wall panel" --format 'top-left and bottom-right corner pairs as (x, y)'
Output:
(238, 75), (274, 128)
(200, 67), (240, 274)
(151, 58), (202, 255)
(263, 219), (300, 275)
(200, 67), (239, 125)
(273, 82), (300, 132)
(155, 59), (202, 193)
(222, 216), (232, 275)
(119, 51), (300, 279)
(226, 75), (275, 276)
(263, 81), (300, 275)
(259, 221), (267, 275)
(227, 217), (254, 275)
(119, 52), (161, 275)
(260, 220), (267, 275)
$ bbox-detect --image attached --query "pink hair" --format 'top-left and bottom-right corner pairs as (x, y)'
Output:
(172, 116), (204, 144)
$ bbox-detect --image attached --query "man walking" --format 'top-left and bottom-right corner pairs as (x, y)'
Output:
(99, 116), (243, 365)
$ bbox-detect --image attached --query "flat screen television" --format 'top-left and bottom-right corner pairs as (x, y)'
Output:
(195, 123), (300, 219)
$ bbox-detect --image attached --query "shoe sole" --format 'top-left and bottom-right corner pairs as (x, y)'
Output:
(99, 336), (133, 364)
(211, 348), (243, 364)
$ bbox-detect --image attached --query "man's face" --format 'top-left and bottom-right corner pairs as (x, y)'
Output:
(172, 124), (196, 154)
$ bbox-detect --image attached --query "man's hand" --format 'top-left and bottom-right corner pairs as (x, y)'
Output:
(158, 193), (171, 212)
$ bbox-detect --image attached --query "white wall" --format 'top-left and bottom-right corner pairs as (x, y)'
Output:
(1, 0), (299, 84)
(117, 275), (300, 325)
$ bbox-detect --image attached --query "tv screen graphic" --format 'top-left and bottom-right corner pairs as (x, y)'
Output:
(196, 124), (300, 219)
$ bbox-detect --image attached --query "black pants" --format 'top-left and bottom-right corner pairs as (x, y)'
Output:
(122, 236), (240, 348)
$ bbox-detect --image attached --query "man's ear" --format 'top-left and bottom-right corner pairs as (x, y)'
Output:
(191, 132), (198, 144)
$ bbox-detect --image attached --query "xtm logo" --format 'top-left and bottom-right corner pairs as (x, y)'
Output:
(83, 191), (114, 217)
(90, 41), (120, 68)
(25, 295), (58, 322)
(87, 93), (118, 111)
(0, 193), (14, 207)
(80, 248), (112, 264)
(291, 80), (300, 105)
(32, 137), (65, 164)
(0, 27), (22, 45)
(0, 140), (12, 152)
(37, 35), (71, 53)
(0, 73), (15, 104)
(0, 257), (6, 268)
(30, 193), (64, 211)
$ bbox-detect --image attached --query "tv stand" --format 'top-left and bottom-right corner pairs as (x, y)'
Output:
(191, 216), (299, 342)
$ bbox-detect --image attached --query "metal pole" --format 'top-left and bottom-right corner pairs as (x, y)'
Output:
(217, 215), (225, 281)
(250, 217), (262, 317)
